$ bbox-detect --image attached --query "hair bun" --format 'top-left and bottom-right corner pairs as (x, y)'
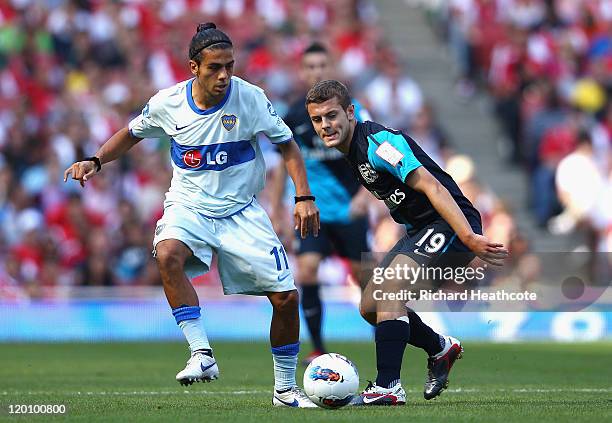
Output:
(197, 22), (216, 33)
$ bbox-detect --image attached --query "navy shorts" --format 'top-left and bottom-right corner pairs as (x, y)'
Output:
(380, 215), (482, 269)
(296, 217), (369, 261)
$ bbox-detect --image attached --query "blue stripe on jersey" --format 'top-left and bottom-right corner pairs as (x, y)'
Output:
(367, 130), (422, 182)
(186, 79), (232, 115)
(305, 159), (352, 223)
(353, 99), (371, 122)
(170, 138), (255, 171)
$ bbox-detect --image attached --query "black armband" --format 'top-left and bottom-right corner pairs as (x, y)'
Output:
(84, 156), (102, 172)
(294, 195), (315, 204)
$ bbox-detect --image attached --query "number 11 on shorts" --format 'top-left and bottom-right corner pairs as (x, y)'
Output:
(270, 246), (289, 271)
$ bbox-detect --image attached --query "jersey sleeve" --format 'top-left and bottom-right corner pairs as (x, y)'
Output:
(128, 95), (167, 139)
(252, 90), (293, 144)
(367, 130), (422, 182)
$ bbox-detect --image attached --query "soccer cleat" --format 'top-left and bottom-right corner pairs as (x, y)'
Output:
(424, 335), (463, 400)
(350, 381), (406, 406)
(272, 386), (318, 408)
(301, 349), (325, 366)
(176, 350), (219, 386)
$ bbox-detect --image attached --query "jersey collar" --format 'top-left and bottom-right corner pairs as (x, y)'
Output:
(347, 121), (362, 157)
(186, 78), (232, 115)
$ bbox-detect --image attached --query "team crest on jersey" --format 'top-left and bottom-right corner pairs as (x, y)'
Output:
(183, 150), (202, 168)
(221, 114), (237, 131)
(358, 163), (378, 183)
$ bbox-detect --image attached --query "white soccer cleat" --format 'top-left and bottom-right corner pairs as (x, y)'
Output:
(350, 381), (406, 406)
(176, 351), (219, 386)
(272, 386), (318, 408)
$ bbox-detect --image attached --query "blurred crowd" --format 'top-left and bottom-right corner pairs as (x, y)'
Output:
(425, 0), (612, 253)
(0, 0), (522, 299)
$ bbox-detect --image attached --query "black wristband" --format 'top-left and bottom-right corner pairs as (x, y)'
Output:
(294, 195), (315, 204)
(84, 156), (102, 172)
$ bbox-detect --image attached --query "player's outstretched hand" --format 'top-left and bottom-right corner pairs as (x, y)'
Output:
(294, 200), (320, 239)
(63, 161), (97, 187)
(465, 234), (508, 266)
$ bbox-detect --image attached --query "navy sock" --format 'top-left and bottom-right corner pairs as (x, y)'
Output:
(301, 284), (325, 352)
(375, 319), (410, 388)
(407, 311), (444, 356)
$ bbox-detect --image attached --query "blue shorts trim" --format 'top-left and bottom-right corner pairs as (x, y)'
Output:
(193, 197), (254, 220)
(441, 234), (458, 253)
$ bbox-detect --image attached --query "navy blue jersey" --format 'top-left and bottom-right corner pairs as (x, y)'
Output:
(346, 121), (481, 230)
(285, 96), (370, 223)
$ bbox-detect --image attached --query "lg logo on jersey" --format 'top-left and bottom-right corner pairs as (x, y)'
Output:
(183, 150), (201, 167)
(183, 150), (229, 168)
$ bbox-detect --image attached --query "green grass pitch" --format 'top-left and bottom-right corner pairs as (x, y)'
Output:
(0, 342), (610, 422)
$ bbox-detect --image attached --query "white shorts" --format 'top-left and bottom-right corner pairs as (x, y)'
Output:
(152, 198), (295, 295)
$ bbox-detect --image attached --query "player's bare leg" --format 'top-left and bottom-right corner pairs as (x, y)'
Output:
(267, 290), (300, 347)
(267, 290), (316, 407)
(297, 253), (326, 363)
(155, 239), (198, 308)
(155, 239), (217, 385)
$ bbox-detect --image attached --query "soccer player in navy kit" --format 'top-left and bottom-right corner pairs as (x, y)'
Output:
(272, 43), (372, 364)
(305, 80), (508, 405)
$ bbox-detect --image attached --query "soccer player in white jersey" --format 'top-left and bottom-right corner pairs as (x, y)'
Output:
(64, 23), (320, 408)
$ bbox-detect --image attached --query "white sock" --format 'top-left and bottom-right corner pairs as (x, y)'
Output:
(178, 317), (211, 353)
(272, 354), (297, 392)
(271, 342), (299, 392)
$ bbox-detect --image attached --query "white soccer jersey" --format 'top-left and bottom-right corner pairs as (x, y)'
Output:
(128, 76), (293, 217)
